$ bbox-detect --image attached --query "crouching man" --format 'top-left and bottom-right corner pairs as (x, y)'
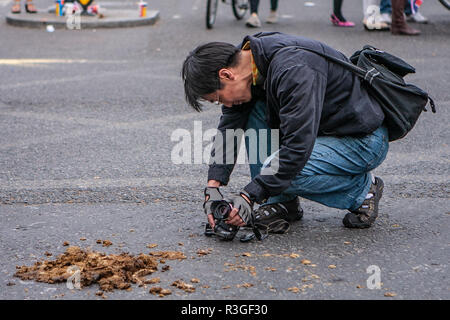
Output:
(181, 32), (389, 232)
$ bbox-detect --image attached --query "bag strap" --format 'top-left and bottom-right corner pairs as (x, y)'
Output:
(288, 46), (367, 78)
(427, 96), (437, 113)
(291, 46), (436, 113)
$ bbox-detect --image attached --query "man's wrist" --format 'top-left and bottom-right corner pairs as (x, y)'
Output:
(207, 180), (221, 188)
(204, 185), (223, 199)
(240, 190), (254, 206)
(240, 193), (251, 204)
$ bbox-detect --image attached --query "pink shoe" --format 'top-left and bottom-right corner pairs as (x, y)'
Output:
(330, 13), (355, 27)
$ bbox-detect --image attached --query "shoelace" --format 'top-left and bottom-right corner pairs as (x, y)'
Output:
(240, 218), (290, 242)
(258, 219), (290, 234)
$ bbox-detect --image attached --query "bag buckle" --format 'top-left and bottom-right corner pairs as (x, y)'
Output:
(364, 68), (380, 85)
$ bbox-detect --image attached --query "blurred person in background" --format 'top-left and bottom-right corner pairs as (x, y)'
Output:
(11, 0), (37, 13)
(362, 0), (390, 30)
(390, 0), (421, 34)
(331, 0), (355, 27)
(379, 0), (428, 24)
(246, 0), (279, 28)
(362, 0), (421, 34)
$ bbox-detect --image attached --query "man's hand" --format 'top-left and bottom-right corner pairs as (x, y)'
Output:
(203, 186), (223, 228)
(227, 191), (254, 227)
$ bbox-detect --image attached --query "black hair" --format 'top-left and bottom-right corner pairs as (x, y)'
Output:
(181, 42), (241, 112)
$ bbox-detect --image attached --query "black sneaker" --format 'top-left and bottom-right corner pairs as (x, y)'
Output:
(343, 177), (384, 229)
(253, 197), (303, 233)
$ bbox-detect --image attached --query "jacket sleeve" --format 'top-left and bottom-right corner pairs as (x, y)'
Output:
(244, 59), (327, 203)
(207, 103), (253, 185)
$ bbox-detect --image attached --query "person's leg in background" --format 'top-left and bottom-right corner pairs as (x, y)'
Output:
(362, 0), (390, 31)
(249, 0), (259, 15)
(391, 0), (420, 35)
(11, 0), (38, 13)
(379, 0), (393, 24)
(331, 0), (355, 27)
(380, 0), (427, 24)
(380, 0), (391, 13)
(266, 0), (279, 24)
(246, 0), (262, 27)
(406, 0), (428, 23)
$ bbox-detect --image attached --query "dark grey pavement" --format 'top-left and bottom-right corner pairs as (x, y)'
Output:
(0, 0), (449, 300)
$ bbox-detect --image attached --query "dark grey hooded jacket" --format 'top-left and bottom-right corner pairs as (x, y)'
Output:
(208, 32), (385, 203)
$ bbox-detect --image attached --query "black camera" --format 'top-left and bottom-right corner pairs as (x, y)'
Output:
(204, 200), (239, 241)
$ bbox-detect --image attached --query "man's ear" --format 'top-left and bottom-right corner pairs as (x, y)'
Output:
(218, 68), (235, 81)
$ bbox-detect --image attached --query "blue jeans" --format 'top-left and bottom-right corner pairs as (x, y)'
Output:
(380, 0), (418, 15)
(244, 101), (389, 211)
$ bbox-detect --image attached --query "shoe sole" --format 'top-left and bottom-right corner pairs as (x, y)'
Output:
(246, 23), (261, 28)
(364, 24), (390, 31)
(392, 31), (421, 35)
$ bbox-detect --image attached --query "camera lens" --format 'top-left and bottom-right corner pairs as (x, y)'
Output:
(211, 200), (232, 220)
(218, 204), (230, 217)
(207, 200), (239, 241)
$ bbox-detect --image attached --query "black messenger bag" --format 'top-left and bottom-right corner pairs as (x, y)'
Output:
(294, 45), (436, 142)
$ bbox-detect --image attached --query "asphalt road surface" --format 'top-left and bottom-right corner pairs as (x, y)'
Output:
(0, 0), (449, 300)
